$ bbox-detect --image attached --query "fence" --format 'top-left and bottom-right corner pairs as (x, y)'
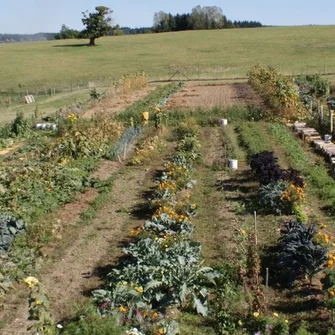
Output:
(1, 64), (335, 104)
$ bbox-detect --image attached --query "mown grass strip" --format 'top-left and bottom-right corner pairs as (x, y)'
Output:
(235, 122), (273, 159)
(267, 123), (335, 211)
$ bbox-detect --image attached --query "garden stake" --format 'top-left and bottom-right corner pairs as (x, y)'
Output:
(330, 110), (334, 134)
(254, 211), (258, 246)
(265, 267), (269, 311)
(123, 142), (128, 160)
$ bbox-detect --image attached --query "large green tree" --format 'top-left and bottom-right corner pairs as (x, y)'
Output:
(81, 6), (112, 46)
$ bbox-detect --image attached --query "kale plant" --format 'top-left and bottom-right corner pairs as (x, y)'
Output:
(278, 219), (328, 285)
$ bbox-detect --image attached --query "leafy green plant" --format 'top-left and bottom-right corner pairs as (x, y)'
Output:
(278, 219), (328, 284)
(173, 119), (199, 140)
(256, 181), (288, 214)
(177, 136), (201, 161)
(143, 214), (194, 238)
(10, 112), (32, 137)
(0, 212), (27, 252)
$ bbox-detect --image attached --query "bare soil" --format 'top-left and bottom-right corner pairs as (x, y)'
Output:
(166, 83), (263, 110)
(83, 86), (154, 119)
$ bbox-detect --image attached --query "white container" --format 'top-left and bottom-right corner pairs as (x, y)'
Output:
(220, 119), (228, 126)
(325, 134), (332, 143)
(229, 159), (238, 170)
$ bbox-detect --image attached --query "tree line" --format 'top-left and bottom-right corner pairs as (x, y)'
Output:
(0, 33), (55, 43)
(153, 5), (262, 32)
(1, 5), (262, 45)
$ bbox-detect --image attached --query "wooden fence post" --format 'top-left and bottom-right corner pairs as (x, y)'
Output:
(254, 211), (258, 246)
(331, 110), (334, 134)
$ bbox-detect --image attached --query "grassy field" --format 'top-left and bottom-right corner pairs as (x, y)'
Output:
(0, 90), (92, 125)
(1, 26), (335, 92)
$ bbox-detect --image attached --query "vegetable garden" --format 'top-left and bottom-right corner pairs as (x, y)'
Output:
(2, 66), (335, 335)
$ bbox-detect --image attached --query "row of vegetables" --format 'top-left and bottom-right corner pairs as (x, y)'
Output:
(92, 127), (218, 335)
(0, 83), (184, 309)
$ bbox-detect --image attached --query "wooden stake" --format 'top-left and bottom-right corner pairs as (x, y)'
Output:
(254, 211), (258, 246)
(123, 143), (128, 160)
(330, 110), (334, 134)
(266, 268), (269, 288)
(320, 105), (324, 123)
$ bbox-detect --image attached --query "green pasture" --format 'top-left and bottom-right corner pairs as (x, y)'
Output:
(0, 26), (335, 92)
(0, 90), (93, 125)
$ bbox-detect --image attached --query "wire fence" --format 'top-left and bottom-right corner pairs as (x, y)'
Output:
(1, 64), (335, 105)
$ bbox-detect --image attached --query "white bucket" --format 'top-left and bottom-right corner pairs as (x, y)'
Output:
(229, 159), (238, 170)
(220, 119), (228, 126)
(325, 134), (332, 143)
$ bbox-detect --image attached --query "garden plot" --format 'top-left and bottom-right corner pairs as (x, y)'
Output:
(165, 83), (263, 110)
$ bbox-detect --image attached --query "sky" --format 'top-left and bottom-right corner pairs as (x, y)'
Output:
(0, 0), (334, 34)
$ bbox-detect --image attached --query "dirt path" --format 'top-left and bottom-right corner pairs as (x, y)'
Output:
(166, 83), (263, 110)
(41, 167), (149, 321)
(2, 164), (153, 334)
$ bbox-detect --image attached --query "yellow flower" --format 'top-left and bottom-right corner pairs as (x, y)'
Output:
(135, 286), (144, 294)
(157, 329), (164, 335)
(152, 312), (158, 319)
(238, 320), (243, 326)
(35, 300), (42, 305)
(24, 276), (39, 288)
(119, 306), (127, 313)
(285, 319), (289, 324)
(273, 312), (279, 318)
(253, 312), (259, 318)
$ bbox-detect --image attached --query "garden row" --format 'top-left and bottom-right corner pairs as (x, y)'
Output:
(235, 120), (335, 333)
(0, 82), (183, 306)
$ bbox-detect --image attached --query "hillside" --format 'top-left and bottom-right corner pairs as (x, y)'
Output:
(0, 25), (335, 92)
